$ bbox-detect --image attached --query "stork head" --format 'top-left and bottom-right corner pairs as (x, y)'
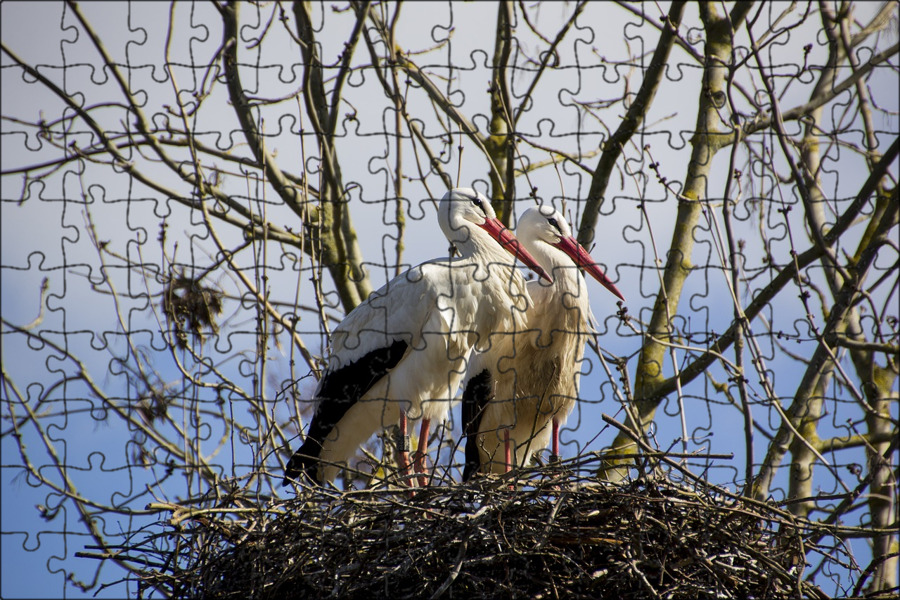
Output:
(517, 206), (625, 301)
(439, 188), (551, 282)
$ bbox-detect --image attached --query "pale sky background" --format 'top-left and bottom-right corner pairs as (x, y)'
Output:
(2, 2), (897, 597)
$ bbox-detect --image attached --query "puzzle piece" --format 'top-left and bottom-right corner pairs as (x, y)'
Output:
(2, 2), (896, 598)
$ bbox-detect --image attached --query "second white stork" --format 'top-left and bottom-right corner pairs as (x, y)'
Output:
(462, 205), (624, 480)
(284, 188), (551, 486)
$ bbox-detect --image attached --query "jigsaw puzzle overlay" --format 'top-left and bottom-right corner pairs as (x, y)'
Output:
(1, 2), (897, 597)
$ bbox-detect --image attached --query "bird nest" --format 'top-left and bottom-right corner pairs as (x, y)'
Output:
(105, 454), (840, 600)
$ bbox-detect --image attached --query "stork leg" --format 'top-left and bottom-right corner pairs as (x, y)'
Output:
(413, 418), (431, 487)
(396, 412), (412, 487)
(504, 429), (516, 490)
(550, 418), (561, 464)
(504, 429), (512, 473)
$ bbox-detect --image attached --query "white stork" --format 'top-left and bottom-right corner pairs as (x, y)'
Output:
(461, 205), (624, 480)
(283, 188), (551, 486)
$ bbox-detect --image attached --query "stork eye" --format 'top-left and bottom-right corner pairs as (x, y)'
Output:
(472, 197), (484, 210)
(548, 217), (560, 231)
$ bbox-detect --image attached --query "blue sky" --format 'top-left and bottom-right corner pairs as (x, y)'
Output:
(2, 1), (897, 597)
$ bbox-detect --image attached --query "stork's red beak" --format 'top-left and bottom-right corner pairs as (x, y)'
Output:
(479, 218), (553, 283)
(554, 236), (626, 301)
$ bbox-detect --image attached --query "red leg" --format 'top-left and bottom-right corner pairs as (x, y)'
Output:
(504, 428), (512, 473)
(414, 418), (431, 487)
(504, 429), (515, 490)
(551, 418), (561, 463)
(396, 412), (412, 487)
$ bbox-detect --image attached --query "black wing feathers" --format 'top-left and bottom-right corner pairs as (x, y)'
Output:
(461, 368), (494, 482)
(283, 339), (408, 485)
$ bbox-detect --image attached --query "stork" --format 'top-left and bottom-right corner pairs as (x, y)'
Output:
(283, 188), (551, 487)
(462, 205), (624, 480)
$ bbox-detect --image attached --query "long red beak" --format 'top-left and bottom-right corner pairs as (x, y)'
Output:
(479, 218), (553, 283)
(554, 236), (626, 301)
